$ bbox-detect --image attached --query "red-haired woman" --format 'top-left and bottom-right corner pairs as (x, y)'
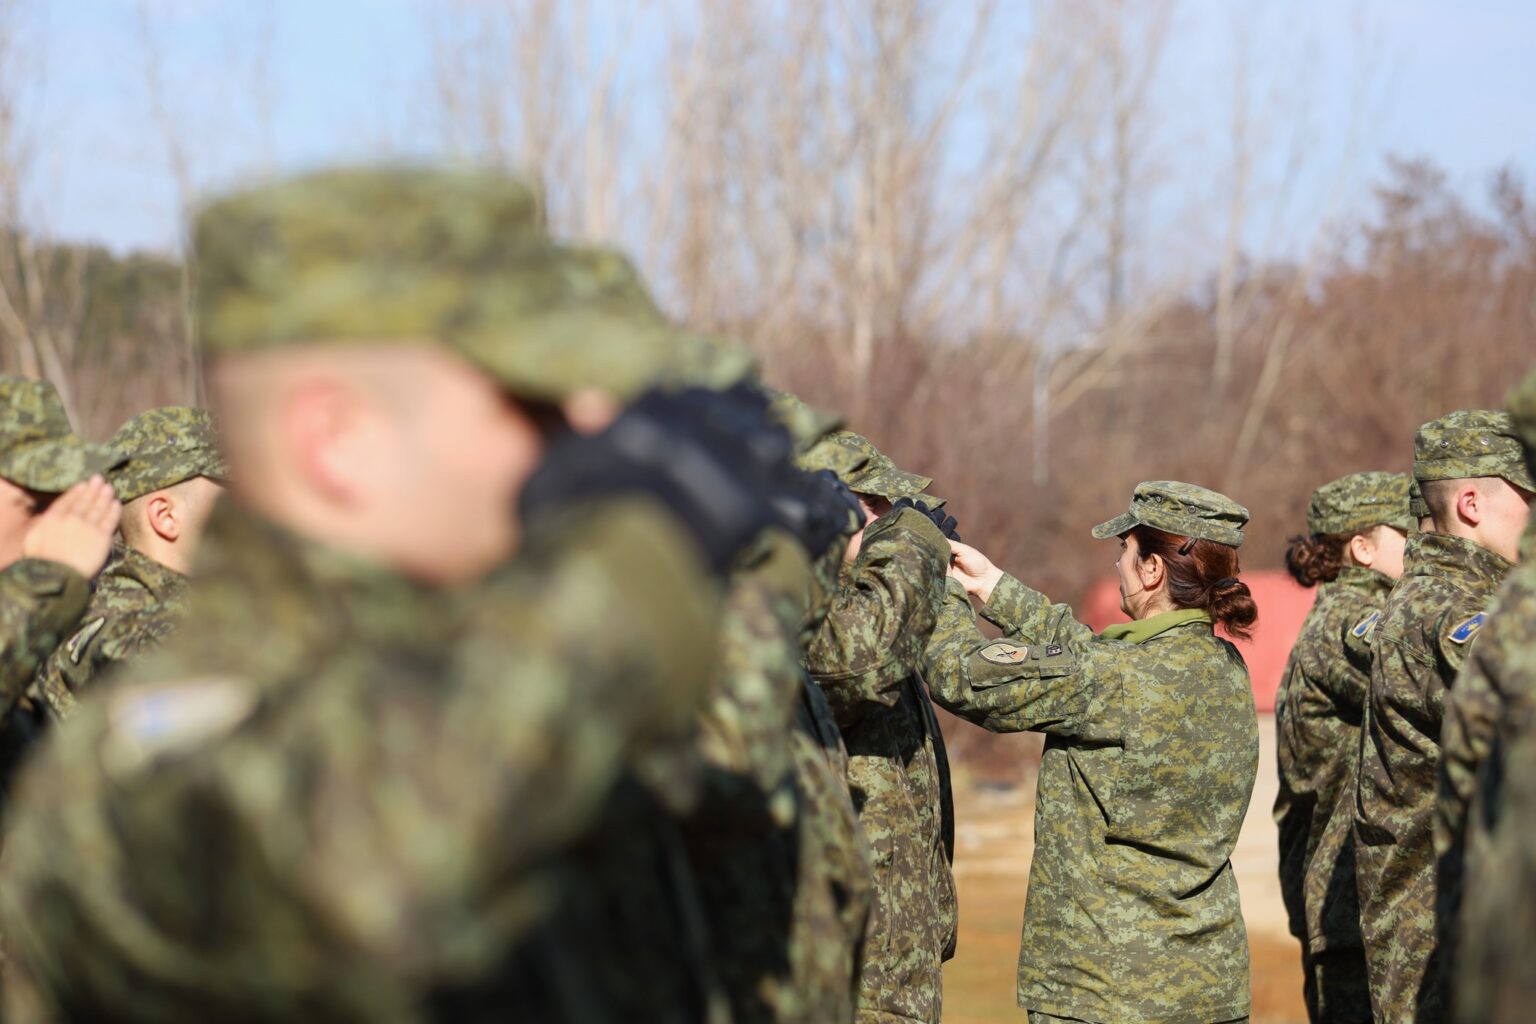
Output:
(924, 481), (1259, 1024)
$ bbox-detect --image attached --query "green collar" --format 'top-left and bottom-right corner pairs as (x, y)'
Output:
(1099, 607), (1212, 644)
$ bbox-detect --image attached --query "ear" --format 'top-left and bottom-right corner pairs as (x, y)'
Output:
(1139, 551), (1166, 590)
(281, 377), (368, 505)
(1349, 532), (1375, 569)
(1456, 483), (1483, 528)
(146, 493), (180, 543)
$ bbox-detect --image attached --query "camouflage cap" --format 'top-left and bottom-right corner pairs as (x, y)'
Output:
(1091, 480), (1249, 548)
(821, 431), (933, 500)
(1408, 478), (1429, 523)
(1306, 471), (1414, 536)
(106, 407), (230, 503)
(771, 392), (873, 481)
(0, 377), (122, 493)
(661, 335), (760, 391)
(192, 166), (701, 402)
(1413, 409), (1535, 491)
(1509, 368), (1536, 478)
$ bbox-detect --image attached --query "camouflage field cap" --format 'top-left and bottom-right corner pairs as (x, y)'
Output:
(1091, 480), (1249, 548)
(1306, 471), (1414, 536)
(1509, 368), (1536, 477)
(773, 393), (871, 481)
(1413, 409), (1535, 491)
(1408, 478), (1429, 522)
(106, 407), (230, 503)
(193, 166), (700, 401)
(826, 431), (933, 501)
(0, 377), (122, 493)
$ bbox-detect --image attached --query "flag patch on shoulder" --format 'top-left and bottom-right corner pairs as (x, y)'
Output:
(979, 641), (1030, 665)
(1448, 612), (1487, 645)
(1351, 610), (1382, 640)
(66, 617), (106, 664)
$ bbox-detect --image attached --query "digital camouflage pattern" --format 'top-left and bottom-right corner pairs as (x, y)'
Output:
(1273, 565), (1391, 1024)
(1411, 408), (1534, 492)
(1409, 479), (1429, 525)
(924, 572), (1258, 1024)
(804, 505), (954, 1024)
(1439, 370), (1536, 1022)
(105, 406), (228, 504)
(32, 542), (190, 720)
(819, 432), (932, 502)
(0, 565), (90, 710)
(1453, 682), (1536, 1024)
(193, 168), (703, 402)
(1090, 479), (1250, 547)
(0, 377), (121, 493)
(0, 497), (726, 1022)
(680, 526), (871, 1023)
(1306, 471), (1415, 537)
(1355, 530), (1513, 1024)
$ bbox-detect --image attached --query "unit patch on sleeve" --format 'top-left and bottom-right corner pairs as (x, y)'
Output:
(979, 641), (1031, 665)
(1448, 612), (1488, 645)
(1351, 610), (1382, 641)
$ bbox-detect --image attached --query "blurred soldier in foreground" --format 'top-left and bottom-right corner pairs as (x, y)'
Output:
(1448, 367), (1536, 1024)
(802, 430), (959, 1024)
(33, 406), (228, 720)
(675, 390), (874, 1023)
(0, 377), (123, 793)
(0, 167), (796, 1022)
(1274, 472), (1412, 1023)
(1355, 410), (1533, 1023)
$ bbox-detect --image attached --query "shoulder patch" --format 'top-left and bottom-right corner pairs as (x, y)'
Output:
(1351, 610), (1382, 640)
(979, 641), (1030, 665)
(1448, 612), (1488, 645)
(66, 617), (107, 665)
(102, 676), (258, 777)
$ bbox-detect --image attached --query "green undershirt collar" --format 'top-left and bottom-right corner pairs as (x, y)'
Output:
(1099, 607), (1212, 644)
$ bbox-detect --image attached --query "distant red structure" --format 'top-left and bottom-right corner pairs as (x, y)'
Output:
(1079, 571), (1317, 713)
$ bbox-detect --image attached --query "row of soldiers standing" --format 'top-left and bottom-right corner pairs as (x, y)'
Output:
(0, 166), (970, 1022)
(1274, 387), (1536, 1024)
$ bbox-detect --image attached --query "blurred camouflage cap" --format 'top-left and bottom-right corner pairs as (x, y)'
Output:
(1413, 409), (1535, 491)
(107, 407), (230, 504)
(772, 392), (872, 481)
(0, 377), (122, 493)
(1408, 478), (1429, 523)
(1091, 480), (1249, 548)
(1307, 471), (1414, 536)
(1509, 368), (1536, 478)
(193, 166), (701, 401)
(661, 335), (759, 391)
(822, 431), (932, 501)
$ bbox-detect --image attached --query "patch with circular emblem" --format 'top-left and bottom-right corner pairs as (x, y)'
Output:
(980, 641), (1031, 665)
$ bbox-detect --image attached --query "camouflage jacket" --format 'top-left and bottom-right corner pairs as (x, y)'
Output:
(0, 558), (89, 807)
(803, 507), (954, 1024)
(1452, 695), (1536, 1024)
(1355, 530), (1511, 1024)
(924, 574), (1257, 1024)
(34, 542), (190, 721)
(1438, 547), (1536, 995)
(679, 529), (870, 1024)
(0, 498), (725, 1023)
(1273, 565), (1391, 954)
(0, 559), (88, 713)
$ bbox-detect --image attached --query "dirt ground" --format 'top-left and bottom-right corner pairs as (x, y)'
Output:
(943, 713), (1308, 1023)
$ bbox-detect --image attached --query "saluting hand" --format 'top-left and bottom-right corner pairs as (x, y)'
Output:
(23, 476), (121, 580)
(947, 539), (1004, 604)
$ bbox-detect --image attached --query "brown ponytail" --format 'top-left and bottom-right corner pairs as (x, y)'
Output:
(1130, 525), (1259, 641)
(1284, 533), (1349, 588)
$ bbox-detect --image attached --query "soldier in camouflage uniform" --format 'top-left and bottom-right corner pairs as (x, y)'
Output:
(0, 377), (124, 793)
(1273, 472), (1412, 1023)
(33, 406), (228, 720)
(1354, 410), (1533, 1024)
(802, 429), (959, 1024)
(0, 167), (801, 1022)
(925, 481), (1260, 1024)
(1444, 369), (1536, 1024)
(670, 390), (874, 1024)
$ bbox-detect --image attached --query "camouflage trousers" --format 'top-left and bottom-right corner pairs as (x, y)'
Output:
(1302, 947), (1373, 1024)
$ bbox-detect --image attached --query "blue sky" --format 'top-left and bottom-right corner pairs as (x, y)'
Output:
(15, 0), (1536, 257)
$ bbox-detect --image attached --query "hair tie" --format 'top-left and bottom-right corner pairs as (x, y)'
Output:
(1177, 537), (1198, 555)
(1213, 577), (1240, 591)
